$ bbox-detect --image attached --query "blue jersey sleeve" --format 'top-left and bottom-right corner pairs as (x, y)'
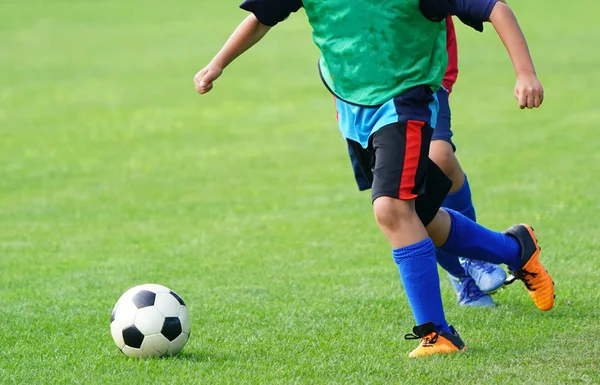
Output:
(240, 0), (303, 27)
(420, 0), (498, 32)
(453, 0), (497, 31)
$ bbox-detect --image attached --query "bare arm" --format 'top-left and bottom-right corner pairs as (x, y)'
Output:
(440, 0), (542, 108)
(488, 2), (544, 108)
(490, 3), (534, 78)
(209, 14), (270, 70)
(195, 14), (271, 94)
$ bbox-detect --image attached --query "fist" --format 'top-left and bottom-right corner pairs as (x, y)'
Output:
(194, 65), (223, 94)
(514, 75), (544, 109)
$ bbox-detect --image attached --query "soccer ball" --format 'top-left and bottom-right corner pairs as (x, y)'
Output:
(110, 284), (191, 358)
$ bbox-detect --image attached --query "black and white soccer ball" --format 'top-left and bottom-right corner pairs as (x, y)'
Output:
(110, 284), (191, 358)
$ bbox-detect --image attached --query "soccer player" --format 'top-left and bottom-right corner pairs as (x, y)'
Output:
(194, 0), (555, 357)
(347, 16), (506, 308)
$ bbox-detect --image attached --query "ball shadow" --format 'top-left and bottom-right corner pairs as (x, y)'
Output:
(162, 351), (233, 363)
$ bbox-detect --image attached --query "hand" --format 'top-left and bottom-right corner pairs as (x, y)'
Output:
(194, 64), (223, 94)
(514, 74), (544, 109)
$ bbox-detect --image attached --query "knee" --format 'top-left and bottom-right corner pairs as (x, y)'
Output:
(429, 141), (457, 175)
(373, 196), (414, 231)
(429, 141), (464, 190)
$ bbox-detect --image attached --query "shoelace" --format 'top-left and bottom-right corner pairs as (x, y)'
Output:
(461, 277), (488, 300)
(505, 268), (538, 291)
(404, 332), (439, 346)
(468, 260), (497, 274)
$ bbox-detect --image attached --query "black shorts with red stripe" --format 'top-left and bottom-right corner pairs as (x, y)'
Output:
(334, 86), (452, 226)
(347, 122), (451, 226)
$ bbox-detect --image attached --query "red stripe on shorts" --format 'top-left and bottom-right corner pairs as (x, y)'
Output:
(399, 120), (424, 200)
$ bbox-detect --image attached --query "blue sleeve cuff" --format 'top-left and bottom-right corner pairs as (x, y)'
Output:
(454, 0), (498, 31)
(419, 0), (498, 32)
(481, 0), (498, 20)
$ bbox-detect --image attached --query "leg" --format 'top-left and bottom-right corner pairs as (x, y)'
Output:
(429, 140), (470, 279)
(426, 208), (555, 311)
(431, 140), (506, 299)
(428, 89), (472, 279)
(429, 140), (465, 194)
(427, 208), (520, 267)
(337, 91), (466, 357)
(430, 88), (506, 295)
(345, 108), (496, 296)
(374, 198), (426, 247)
(370, 122), (449, 331)
(370, 121), (465, 357)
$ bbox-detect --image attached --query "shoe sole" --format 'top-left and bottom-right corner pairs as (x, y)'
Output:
(409, 346), (467, 358)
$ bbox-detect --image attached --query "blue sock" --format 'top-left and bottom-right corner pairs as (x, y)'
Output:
(440, 209), (522, 271)
(443, 174), (476, 221)
(435, 249), (466, 279)
(393, 238), (451, 333)
(436, 175), (476, 278)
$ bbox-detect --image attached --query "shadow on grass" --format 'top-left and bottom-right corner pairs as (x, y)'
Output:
(113, 349), (234, 363)
(160, 351), (233, 363)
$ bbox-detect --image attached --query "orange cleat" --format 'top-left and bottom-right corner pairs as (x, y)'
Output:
(504, 224), (555, 311)
(404, 322), (466, 358)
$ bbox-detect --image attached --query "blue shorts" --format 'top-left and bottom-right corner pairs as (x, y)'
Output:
(432, 87), (453, 146)
(347, 87), (454, 191)
(335, 86), (440, 148)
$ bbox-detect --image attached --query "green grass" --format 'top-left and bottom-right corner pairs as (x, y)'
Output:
(1, 0), (599, 383)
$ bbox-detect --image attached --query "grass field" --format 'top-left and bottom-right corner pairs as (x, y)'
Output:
(2, 1), (600, 384)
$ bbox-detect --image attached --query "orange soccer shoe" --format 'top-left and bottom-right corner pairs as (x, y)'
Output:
(404, 322), (466, 358)
(504, 224), (555, 311)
